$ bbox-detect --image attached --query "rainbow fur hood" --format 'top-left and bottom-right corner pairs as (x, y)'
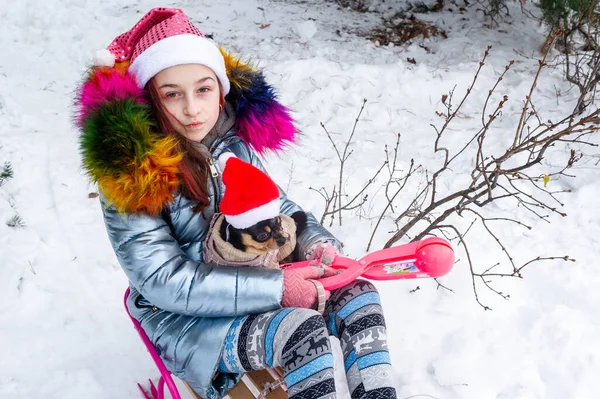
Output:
(75, 50), (297, 215)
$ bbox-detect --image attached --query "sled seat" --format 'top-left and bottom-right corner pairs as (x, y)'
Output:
(124, 288), (288, 398)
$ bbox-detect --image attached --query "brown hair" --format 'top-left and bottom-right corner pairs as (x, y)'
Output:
(145, 79), (212, 214)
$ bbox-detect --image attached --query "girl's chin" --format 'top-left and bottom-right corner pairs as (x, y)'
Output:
(182, 128), (209, 142)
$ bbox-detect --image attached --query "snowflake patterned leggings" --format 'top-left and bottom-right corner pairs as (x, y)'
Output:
(218, 280), (397, 399)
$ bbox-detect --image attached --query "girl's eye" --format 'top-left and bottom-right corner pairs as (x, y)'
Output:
(165, 92), (179, 98)
(197, 87), (210, 93)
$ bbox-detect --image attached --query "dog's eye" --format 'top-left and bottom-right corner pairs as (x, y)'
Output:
(255, 232), (270, 242)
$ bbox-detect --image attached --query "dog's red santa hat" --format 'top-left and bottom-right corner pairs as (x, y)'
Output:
(218, 153), (280, 229)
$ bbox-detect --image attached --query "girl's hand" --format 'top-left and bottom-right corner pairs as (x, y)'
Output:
(309, 242), (339, 266)
(282, 266), (331, 310)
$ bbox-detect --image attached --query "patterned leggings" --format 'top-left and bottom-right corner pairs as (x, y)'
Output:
(218, 280), (397, 399)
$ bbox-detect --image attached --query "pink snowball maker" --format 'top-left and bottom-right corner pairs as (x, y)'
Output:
(283, 237), (455, 290)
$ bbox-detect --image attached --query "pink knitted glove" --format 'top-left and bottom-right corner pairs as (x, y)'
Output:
(282, 266), (332, 309)
(309, 242), (339, 266)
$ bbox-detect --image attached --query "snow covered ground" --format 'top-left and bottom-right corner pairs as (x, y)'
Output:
(1, 0), (599, 398)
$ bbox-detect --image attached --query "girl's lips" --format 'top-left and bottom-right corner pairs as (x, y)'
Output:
(187, 122), (203, 128)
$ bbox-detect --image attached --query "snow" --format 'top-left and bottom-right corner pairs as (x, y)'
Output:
(294, 20), (318, 41)
(1, 0), (599, 398)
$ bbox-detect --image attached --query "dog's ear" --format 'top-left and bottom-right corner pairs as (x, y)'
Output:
(219, 218), (229, 241)
(288, 211), (308, 262)
(290, 211), (307, 235)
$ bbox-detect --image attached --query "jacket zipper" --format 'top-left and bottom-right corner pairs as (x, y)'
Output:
(208, 157), (220, 212)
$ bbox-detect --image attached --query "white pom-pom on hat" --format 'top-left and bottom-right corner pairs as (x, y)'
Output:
(93, 49), (116, 67)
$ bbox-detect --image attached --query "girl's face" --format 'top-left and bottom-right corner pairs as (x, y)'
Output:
(154, 64), (221, 142)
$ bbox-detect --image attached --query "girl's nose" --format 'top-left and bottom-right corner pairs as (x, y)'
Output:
(184, 98), (199, 116)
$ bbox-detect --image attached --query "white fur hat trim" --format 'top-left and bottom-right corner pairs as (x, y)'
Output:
(225, 198), (280, 229)
(129, 34), (230, 93)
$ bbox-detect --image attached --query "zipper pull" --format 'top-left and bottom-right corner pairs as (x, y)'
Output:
(208, 157), (219, 178)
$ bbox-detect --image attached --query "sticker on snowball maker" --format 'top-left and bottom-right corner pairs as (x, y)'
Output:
(383, 262), (419, 274)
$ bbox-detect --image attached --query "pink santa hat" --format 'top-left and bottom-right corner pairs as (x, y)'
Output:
(94, 7), (230, 94)
(218, 153), (280, 229)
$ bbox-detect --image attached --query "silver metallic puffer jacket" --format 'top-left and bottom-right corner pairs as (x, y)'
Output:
(101, 131), (340, 398)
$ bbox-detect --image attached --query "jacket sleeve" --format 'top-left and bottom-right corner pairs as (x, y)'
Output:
(233, 144), (343, 259)
(100, 197), (283, 317)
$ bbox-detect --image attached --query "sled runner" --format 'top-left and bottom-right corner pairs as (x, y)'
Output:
(124, 237), (454, 398)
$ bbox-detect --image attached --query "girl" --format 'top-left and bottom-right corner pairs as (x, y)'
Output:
(76, 7), (397, 399)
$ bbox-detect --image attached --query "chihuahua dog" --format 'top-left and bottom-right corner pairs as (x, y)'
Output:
(220, 210), (307, 262)
(203, 210), (308, 268)
(204, 152), (310, 268)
